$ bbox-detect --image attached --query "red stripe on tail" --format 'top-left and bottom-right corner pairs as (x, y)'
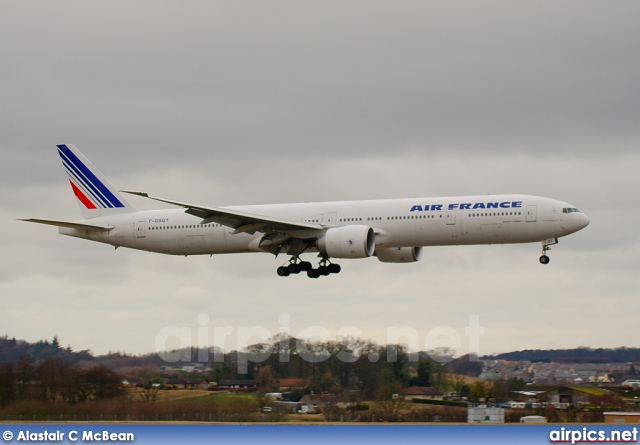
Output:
(69, 180), (97, 209)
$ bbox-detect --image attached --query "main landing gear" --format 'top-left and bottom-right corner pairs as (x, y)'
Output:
(306, 256), (341, 279)
(539, 238), (558, 265)
(276, 258), (311, 277)
(276, 255), (341, 278)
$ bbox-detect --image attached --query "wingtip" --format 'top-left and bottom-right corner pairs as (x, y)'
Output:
(120, 190), (149, 198)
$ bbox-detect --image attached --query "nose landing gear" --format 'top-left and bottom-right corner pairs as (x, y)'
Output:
(539, 238), (558, 265)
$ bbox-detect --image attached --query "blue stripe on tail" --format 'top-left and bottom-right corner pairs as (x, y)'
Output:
(60, 155), (110, 208)
(56, 145), (124, 208)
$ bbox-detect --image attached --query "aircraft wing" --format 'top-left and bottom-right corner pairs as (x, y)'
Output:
(20, 219), (114, 232)
(121, 191), (323, 235)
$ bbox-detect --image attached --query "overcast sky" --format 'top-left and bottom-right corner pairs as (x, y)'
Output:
(2, 1), (639, 361)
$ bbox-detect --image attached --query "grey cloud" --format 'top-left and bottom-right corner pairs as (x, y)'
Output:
(2, 2), (640, 166)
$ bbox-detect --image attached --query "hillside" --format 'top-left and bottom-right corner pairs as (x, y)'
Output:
(483, 347), (640, 363)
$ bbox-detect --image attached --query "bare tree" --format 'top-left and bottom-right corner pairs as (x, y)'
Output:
(373, 381), (406, 422)
(133, 377), (163, 403)
(255, 365), (275, 391)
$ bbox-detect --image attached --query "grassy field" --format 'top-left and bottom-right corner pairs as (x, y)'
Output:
(0, 390), (259, 422)
(0, 389), (467, 423)
(0, 389), (608, 423)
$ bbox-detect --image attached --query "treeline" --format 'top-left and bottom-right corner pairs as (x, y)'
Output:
(209, 335), (531, 407)
(0, 335), (93, 365)
(206, 335), (483, 400)
(484, 347), (640, 363)
(4, 334), (639, 373)
(0, 335), (173, 372)
(0, 336), (123, 409)
(0, 356), (123, 407)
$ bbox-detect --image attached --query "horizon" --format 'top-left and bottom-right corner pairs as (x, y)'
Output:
(4, 332), (639, 361)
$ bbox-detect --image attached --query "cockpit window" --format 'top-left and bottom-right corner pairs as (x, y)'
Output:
(562, 208), (581, 213)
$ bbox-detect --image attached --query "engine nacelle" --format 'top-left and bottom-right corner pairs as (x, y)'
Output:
(317, 225), (375, 259)
(376, 246), (423, 263)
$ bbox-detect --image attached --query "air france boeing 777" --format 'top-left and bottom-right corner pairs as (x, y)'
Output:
(22, 144), (590, 278)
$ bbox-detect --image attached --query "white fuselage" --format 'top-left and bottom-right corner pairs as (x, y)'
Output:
(59, 194), (590, 257)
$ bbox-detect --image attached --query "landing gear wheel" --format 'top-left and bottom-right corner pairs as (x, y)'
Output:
(277, 266), (290, 276)
(308, 254), (341, 277)
(299, 261), (312, 272)
(288, 263), (301, 274)
(539, 239), (557, 265)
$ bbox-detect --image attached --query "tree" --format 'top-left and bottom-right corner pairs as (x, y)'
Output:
(134, 377), (164, 403)
(449, 373), (468, 398)
(0, 363), (15, 407)
(491, 378), (509, 402)
(36, 357), (68, 402)
(51, 336), (61, 353)
(385, 344), (410, 385)
(256, 365), (275, 391)
(447, 354), (482, 377)
(431, 360), (448, 390)
(310, 369), (341, 394)
(352, 343), (385, 399)
(409, 359), (432, 387)
(373, 381), (406, 422)
(470, 381), (494, 403)
(15, 353), (34, 400)
(81, 365), (124, 400)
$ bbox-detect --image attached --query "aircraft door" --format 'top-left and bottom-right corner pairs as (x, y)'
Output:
(526, 205), (537, 222)
(136, 221), (146, 238)
(446, 208), (456, 225)
(326, 212), (337, 226)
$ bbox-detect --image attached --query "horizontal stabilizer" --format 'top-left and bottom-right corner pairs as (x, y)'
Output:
(19, 218), (114, 232)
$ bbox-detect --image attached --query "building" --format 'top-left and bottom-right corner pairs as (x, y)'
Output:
(604, 412), (640, 424)
(468, 406), (504, 423)
(621, 380), (640, 390)
(402, 387), (444, 401)
(299, 394), (354, 410)
(214, 380), (256, 391)
(186, 379), (210, 389)
(520, 415), (547, 423)
(164, 378), (209, 389)
(545, 386), (612, 407)
(164, 379), (188, 389)
(121, 378), (142, 387)
(276, 378), (310, 391)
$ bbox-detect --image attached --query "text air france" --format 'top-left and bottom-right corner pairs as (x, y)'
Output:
(410, 201), (523, 212)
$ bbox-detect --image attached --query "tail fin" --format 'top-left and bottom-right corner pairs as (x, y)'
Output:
(56, 144), (136, 219)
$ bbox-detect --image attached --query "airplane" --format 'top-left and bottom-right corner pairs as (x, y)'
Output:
(21, 144), (590, 278)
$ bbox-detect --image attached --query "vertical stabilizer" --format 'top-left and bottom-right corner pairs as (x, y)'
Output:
(56, 144), (136, 219)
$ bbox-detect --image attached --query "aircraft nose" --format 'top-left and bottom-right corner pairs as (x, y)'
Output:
(577, 213), (590, 230)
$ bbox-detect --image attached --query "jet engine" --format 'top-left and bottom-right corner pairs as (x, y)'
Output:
(375, 246), (423, 263)
(317, 225), (375, 259)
